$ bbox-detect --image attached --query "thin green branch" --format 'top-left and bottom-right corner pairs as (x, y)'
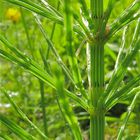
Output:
(117, 87), (140, 140)
(106, 0), (140, 40)
(39, 48), (52, 75)
(46, 0), (60, 59)
(20, 8), (35, 58)
(98, 18), (140, 106)
(105, 75), (140, 111)
(115, 26), (128, 69)
(39, 0), (62, 17)
(39, 80), (48, 136)
(55, 68), (83, 140)
(64, 0), (88, 100)
(58, 0), (93, 42)
(34, 15), (74, 84)
(76, 38), (87, 57)
(0, 135), (13, 140)
(4, 0), (89, 40)
(102, 0), (118, 30)
(78, 0), (93, 29)
(78, 0), (89, 18)
(74, 14), (93, 41)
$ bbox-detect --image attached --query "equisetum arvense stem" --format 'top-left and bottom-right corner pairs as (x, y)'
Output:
(89, 0), (105, 140)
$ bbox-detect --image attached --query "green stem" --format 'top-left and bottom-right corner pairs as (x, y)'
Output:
(90, 111), (105, 140)
(89, 43), (105, 140)
(39, 80), (48, 136)
(89, 0), (104, 139)
(64, 0), (87, 100)
(46, 0), (60, 59)
(20, 8), (35, 58)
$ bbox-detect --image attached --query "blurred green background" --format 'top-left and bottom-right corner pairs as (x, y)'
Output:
(0, 0), (140, 139)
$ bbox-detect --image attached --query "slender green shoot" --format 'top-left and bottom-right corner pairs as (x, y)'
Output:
(115, 26), (128, 69)
(64, 0), (88, 100)
(55, 67), (83, 140)
(98, 18), (140, 106)
(117, 87), (140, 140)
(20, 8), (35, 58)
(105, 75), (140, 111)
(106, 0), (140, 40)
(39, 80), (48, 136)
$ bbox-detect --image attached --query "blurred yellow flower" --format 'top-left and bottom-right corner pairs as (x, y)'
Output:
(6, 8), (21, 23)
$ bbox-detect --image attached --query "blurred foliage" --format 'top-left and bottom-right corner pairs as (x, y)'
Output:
(0, 0), (140, 139)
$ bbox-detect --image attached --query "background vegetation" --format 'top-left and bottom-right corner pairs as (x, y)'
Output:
(0, 0), (140, 140)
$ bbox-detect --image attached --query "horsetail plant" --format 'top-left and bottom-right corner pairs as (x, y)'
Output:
(0, 0), (140, 139)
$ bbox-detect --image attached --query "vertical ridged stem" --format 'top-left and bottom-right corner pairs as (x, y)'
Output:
(89, 0), (104, 139)
(89, 43), (105, 140)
